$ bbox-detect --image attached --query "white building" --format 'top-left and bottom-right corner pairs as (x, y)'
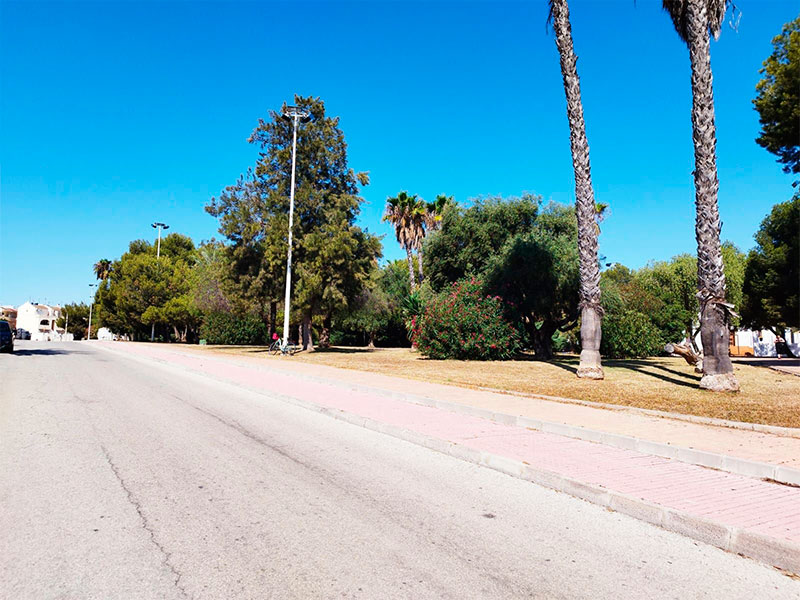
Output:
(730, 328), (799, 358)
(16, 302), (63, 341)
(692, 326), (799, 358)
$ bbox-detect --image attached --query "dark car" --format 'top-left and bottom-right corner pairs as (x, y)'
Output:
(0, 321), (13, 353)
(15, 328), (30, 340)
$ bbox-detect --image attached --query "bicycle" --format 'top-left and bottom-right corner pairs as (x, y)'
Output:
(269, 337), (298, 356)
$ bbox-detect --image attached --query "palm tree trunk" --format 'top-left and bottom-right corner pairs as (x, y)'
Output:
(550, 0), (603, 380)
(417, 246), (424, 285)
(406, 248), (416, 291)
(684, 0), (738, 392)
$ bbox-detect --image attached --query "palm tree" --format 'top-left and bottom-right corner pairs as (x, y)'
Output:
(383, 192), (420, 290)
(416, 194), (452, 284)
(549, 0), (604, 379)
(93, 259), (112, 281)
(663, 0), (739, 392)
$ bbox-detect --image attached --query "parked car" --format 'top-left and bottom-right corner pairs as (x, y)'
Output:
(15, 328), (31, 340)
(0, 321), (14, 353)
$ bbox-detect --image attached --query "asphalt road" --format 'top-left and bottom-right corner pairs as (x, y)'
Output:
(1, 341), (798, 600)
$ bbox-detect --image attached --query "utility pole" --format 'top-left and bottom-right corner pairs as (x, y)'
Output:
(280, 105), (311, 348)
(87, 284), (97, 341)
(150, 222), (169, 341)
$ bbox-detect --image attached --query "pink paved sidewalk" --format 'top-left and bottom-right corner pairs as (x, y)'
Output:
(100, 341), (800, 550)
(132, 343), (800, 470)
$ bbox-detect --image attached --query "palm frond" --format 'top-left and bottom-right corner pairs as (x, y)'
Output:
(662, 0), (733, 43)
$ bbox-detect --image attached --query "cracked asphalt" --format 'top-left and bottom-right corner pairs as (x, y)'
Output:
(1, 341), (799, 599)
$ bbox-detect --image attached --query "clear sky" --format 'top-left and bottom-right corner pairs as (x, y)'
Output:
(1, 0), (797, 307)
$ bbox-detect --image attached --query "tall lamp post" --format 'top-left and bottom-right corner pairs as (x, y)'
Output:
(280, 105), (311, 347)
(150, 222), (169, 341)
(87, 283), (98, 341)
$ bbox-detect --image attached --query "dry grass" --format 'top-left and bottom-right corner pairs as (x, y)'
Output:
(195, 345), (800, 429)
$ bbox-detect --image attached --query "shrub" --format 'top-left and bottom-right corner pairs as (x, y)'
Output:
(412, 279), (521, 360)
(600, 310), (664, 359)
(551, 330), (576, 353)
(199, 312), (268, 345)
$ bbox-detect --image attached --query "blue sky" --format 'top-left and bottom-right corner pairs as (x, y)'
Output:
(1, 0), (796, 307)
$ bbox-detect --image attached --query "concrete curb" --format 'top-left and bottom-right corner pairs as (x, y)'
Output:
(274, 401), (800, 575)
(94, 343), (800, 573)
(98, 343), (800, 486)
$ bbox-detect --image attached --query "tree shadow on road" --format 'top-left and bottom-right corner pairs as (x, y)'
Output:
(7, 348), (86, 356)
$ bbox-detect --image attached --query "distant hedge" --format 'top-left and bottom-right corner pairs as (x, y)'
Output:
(199, 312), (268, 345)
(600, 310), (664, 359)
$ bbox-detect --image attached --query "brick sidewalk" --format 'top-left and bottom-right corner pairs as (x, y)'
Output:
(98, 342), (800, 571)
(145, 343), (800, 470)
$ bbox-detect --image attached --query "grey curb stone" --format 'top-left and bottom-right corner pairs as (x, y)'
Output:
(607, 493), (664, 527)
(601, 433), (639, 452)
(676, 448), (726, 470)
(663, 510), (732, 550)
(775, 466), (800, 486)
(94, 343), (800, 573)
(729, 529), (800, 574)
(722, 456), (778, 480)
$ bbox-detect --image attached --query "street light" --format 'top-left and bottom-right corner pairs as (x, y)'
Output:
(150, 222), (169, 341)
(87, 284), (98, 341)
(280, 105), (311, 348)
(152, 222), (169, 258)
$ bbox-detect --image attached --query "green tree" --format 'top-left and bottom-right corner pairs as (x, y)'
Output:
(206, 170), (286, 329)
(426, 197), (580, 359)
(549, 0), (605, 380)
(191, 241), (233, 314)
(637, 255), (700, 350)
(294, 209), (382, 348)
(425, 194), (539, 291)
(338, 281), (393, 348)
(753, 17), (800, 179)
(741, 195), (799, 333)
(663, 0), (739, 391)
(97, 234), (197, 341)
(483, 204), (580, 359)
(56, 302), (91, 340)
(207, 96), (378, 349)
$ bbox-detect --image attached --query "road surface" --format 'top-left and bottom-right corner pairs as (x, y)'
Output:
(1, 341), (798, 599)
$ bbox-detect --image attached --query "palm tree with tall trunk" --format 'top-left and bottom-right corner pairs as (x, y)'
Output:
(384, 192), (420, 290)
(549, 0), (604, 379)
(663, 0), (739, 391)
(93, 259), (112, 281)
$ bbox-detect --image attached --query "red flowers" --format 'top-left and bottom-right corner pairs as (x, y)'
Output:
(412, 279), (521, 360)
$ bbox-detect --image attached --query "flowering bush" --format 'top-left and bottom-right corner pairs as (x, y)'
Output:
(412, 279), (521, 360)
